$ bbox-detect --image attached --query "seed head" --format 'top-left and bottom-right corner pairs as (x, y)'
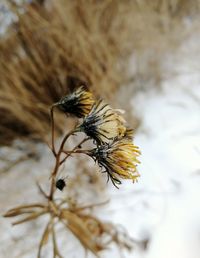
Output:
(56, 86), (95, 118)
(89, 139), (141, 187)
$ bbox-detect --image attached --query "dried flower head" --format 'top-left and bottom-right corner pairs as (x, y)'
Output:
(78, 100), (126, 145)
(89, 139), (140, 187)
(56, 86), (95, 118)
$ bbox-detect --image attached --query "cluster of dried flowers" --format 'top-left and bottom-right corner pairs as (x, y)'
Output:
(4, 87), (141, 257)
(55, 87), (141, 187)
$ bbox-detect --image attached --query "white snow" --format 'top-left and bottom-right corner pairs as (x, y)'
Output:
(130, 82), (200, 258)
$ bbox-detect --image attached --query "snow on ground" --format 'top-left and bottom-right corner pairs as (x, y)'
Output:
(131, 83), (200, 258)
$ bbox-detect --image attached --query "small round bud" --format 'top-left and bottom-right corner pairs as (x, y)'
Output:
(56, 179), (66, 191)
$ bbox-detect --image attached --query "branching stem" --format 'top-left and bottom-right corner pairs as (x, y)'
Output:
(59, 137), (90, 165)
(49, 128), (77, 200)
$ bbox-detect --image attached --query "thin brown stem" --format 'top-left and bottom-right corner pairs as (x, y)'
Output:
(49, 128), (78, 201)
(59, 137), (90, 165)
(59, 129), (77, 154)
(62, 149), (90, 155)
(36, 181), (49, 199)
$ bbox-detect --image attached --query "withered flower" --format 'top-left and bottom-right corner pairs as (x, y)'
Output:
(4, 80), (142, 257)
(78, 100), (126, 144)
(89, 139), (140, 187)
(56, 86), (95, 118)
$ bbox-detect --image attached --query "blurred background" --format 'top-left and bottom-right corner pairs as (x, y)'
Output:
(0, 0), (200, 257)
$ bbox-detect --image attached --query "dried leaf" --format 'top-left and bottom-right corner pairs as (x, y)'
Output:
(13, 211), (46, 226)
(61, 210), (103, 256)
(4, 203), (47, 219)
(52, 224), (63, 258)
(4, 210), (35, 217)
(38, 221), (52, 258)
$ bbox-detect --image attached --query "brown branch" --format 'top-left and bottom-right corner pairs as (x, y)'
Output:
(36, 181), (49, 199)
(48, 128), (78, 201)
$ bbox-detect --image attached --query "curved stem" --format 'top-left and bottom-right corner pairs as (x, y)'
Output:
(59, 137), (90, 165)
(58, 129), (77, 155)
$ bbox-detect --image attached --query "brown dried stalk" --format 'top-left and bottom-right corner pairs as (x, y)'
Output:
(4, 105), (134, 257)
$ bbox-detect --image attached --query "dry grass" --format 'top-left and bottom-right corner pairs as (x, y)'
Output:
(0, 0), (200, 145)
(0, 0), (133, 145)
